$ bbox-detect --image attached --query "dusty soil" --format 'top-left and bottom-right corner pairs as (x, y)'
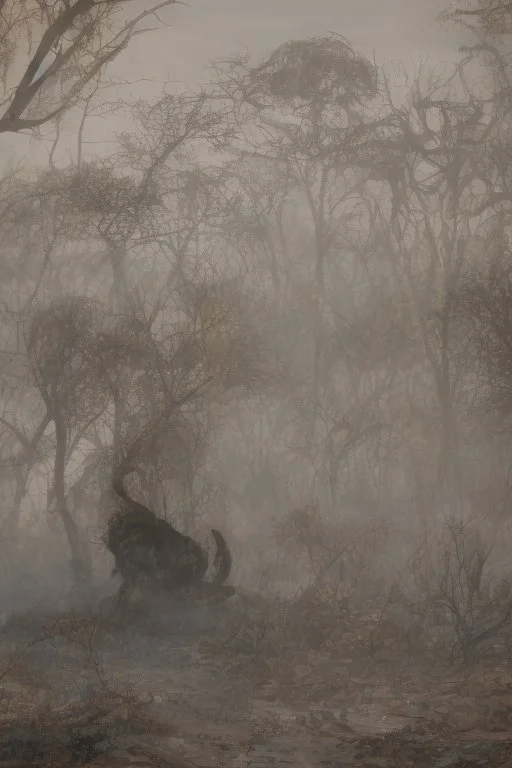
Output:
(0, 597), (511, 767)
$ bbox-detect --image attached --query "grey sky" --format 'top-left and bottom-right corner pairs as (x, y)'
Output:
(3, 0), (465, 166)
(118, 0), (462, 89)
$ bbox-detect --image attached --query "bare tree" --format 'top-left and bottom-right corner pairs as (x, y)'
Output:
(0, 0), (177, 135)
(26, 295), (108, 586)
(210, 38), (394, 509)
(442, 1), (512, 34)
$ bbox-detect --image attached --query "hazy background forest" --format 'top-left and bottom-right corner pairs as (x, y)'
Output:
(2, 0), (512, 663)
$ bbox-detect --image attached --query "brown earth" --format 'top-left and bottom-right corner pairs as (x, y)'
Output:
(0, 598), (511, 767)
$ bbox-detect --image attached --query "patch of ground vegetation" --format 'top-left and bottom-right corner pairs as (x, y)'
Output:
(0, 576), (511, 767)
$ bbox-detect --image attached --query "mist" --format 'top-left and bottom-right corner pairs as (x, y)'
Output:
(0, 2), (511, 766)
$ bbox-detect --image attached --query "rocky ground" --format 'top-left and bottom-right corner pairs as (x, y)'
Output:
(0, 591), (511, 766)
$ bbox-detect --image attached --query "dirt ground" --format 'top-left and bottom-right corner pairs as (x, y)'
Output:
(0, 594), (511, 767)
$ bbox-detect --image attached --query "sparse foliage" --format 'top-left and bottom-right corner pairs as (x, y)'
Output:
(0, 0), (177, 134)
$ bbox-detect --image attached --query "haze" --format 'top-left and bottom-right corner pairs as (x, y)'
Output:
(0, 2), (511, 766)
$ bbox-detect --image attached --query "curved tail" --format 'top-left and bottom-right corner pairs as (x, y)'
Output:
(210, 528), (232, 586)
(112, 466), (159, 521)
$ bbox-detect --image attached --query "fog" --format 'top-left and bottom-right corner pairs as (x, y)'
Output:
(0, 2), (512, 765)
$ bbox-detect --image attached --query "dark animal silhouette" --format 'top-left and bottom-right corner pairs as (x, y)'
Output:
(210, 527), (232, 587)
(106, 467), (232, 605)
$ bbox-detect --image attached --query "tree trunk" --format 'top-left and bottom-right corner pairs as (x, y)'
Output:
(5, 467), (27, 544)
(53, 411), (91, 588)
